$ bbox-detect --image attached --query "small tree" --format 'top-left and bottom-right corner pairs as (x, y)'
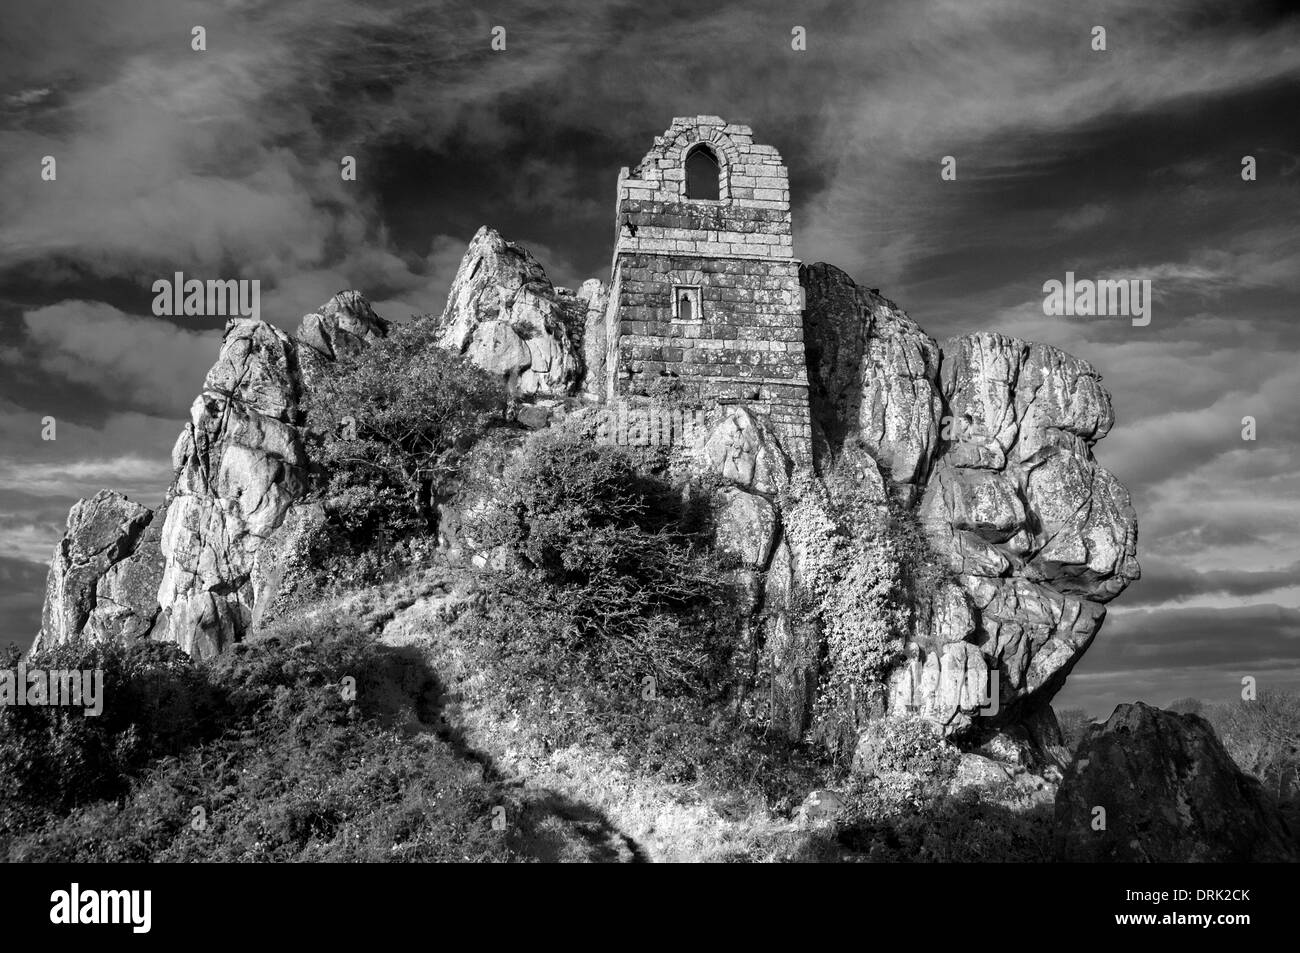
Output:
(1205, 690), (1300, 804)
(307, 317), (503, 533)
(1054, 707), (1092, 750)
(465, 427), (738, 694)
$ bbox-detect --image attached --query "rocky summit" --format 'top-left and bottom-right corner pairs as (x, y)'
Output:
(34, 237), (1138, 755)
(33, 119), (1147, 829)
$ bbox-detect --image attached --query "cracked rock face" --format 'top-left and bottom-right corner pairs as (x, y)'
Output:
(801, 263), (942, 493)
(35, 490), (155, 651)
(296, 289), (390, 390)
(802, 266), (1139, 737)
(34, 292), (387, 659)
(578, 278), (611, 401)
(439, 226), (590, 396)
(154, 320), (311, 658)
(692, 405), (789, 573)
(36, 230), (1139, 762)
(914, 334), (1139, 728)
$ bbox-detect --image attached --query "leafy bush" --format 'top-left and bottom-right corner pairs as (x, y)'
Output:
(863, 717), (961, 779)
(1167, 696), (1204, 715)
(780, 444), (947, 755)
(1054, 707), (1093, 750)
(443, 427), (828, 806)
(446, 609), (824, 808)
(0, 640), (222, 833)
(831, 792), (1054, 862)
(2, 614), (633, 862)
(305, 316), (504, 534)
(288, 317), (504, 598)
(466, 427), (740, 695)
(1204, 689), (1300, 807)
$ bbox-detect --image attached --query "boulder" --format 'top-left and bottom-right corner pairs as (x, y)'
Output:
(1055, 703), (1296, 862)
(713, 487), (777, 569)
(796, 789), (845, 826)
(35, 490), (153, 650)
(947, 753), (1013, 796)
(887, 331), (1137, 731)
(85, 516), (165, 643)
(800, 262), (942, 489)
(153, 320), (312, 657)
(438, 226), (586, 396)
(297, 289), (390, 365)
(693, 405), (791, 496)
(578, 278), (611, 400)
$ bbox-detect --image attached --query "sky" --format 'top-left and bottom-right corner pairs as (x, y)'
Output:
(0, 0), (1297, 717)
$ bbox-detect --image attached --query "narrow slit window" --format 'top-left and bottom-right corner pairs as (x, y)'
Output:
(673, 286), (702, 322)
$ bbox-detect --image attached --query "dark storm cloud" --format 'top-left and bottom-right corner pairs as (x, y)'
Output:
(3, 303), (222, 416)
(1099, 605), (1300, 673)
(1121, 558), (1300, 607)
(1053, 604), (1300, 714)
(0, 555), (48, 651)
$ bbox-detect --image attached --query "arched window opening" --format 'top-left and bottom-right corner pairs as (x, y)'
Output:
(679, 292), (693, 322)
(685, 145), (721, 200)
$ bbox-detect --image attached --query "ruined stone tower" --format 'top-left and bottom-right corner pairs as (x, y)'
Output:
(605, 116), (812, 459)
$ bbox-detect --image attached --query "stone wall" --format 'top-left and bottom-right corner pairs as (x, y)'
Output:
(609, 116), (812, 460)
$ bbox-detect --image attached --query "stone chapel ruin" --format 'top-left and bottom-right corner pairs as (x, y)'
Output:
(603, 116), (813, 460)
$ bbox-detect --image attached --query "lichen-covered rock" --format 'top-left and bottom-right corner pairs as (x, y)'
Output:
(947, 753), (1014, 796)
(935, 334), (1138, 599)
(1055, 703), (1296, 862)
(802, 267), (1139, 742)
(801, 263), (942, 490)
(294, 290), (390, 398)
(249, 502), (327, 630)
(297, 289), (390, 365)
(85, 516), (165, 643)
(151, 319), (313, 657)
(693, 405), (792, 496)
(439, 226), (587, 396)
(577, 278), (609, 400)
(905, 333), (1140, 727)
(1023, 450), (1140, 599)
(34, 294), (387, 659)
(886, 641), (989, 730)
(713, 487), (777, 569)
(915, 580), (975, 649)
(920, 463), (1026, 545)
(35, 490), (153, 650)
(964, 575), (1107, 699)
